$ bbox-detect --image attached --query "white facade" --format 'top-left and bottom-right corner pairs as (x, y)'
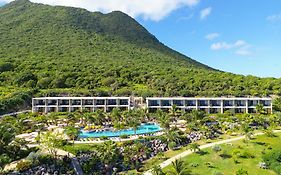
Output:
(146, 97), (272, 114)
(32, 97), (130, 113)
(32, 97), (273, 114)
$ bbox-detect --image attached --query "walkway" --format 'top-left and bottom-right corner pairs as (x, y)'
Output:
(144, 130), (281, 175)
(0, 110), (31, 118)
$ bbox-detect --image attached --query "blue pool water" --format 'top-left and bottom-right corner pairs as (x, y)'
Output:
(79, 123), (162, 138)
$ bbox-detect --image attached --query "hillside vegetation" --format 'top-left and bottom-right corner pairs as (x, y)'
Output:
(0, 0), (281, 113)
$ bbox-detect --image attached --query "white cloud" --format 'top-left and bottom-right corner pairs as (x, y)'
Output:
(205, 33), (219, 40)
(210, 40), (252, 56)
(267, 12), (281, 22)
(210, 40), (247, 50)
(200, 7), (212, 20)
(2, 0), (200, 21)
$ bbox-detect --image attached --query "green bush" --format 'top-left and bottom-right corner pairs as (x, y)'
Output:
(212, 145), (222, 153)
(100, 136), (109, 140)
(16, 160), (32, 172)
(168, 141), (177, 150)
(236, 168), (248, 175)
(120, 135), (128, 139)
(262, 148), (281, 174)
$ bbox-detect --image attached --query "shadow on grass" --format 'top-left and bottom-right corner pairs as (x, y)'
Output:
(219, 153), (232, 159)
(196, 150), (209, 156)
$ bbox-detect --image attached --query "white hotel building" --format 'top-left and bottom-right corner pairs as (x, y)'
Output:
(146, 97), (272, 114)
(32, 97), (273, 114)
(32, 97), (131, 113)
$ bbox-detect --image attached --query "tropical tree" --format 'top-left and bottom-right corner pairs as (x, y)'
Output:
(64, 126), (80, 143)
(256, 104), (265, 114)
(168, 159), (191, 175)
(128, 117), (141, 136)
(189, 143), (200, 153)
(152, 164), (165, 175)
(39, 131), (64, 158)
(169, 105), (181, 120)
(99, 141), (119, 175)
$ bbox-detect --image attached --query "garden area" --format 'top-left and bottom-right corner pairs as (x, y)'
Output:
(1, 102), (281, 174)
(161, 131), (281, 175)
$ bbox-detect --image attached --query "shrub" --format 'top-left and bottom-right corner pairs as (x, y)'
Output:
(262, 148), (281, 174)
(120, 135), (128, 139)
(239, 151), (255, 159)
(16, 160), (32, 172)
(236, 168), (248, 175)
(168, 141), (177, 150)
(212, 145), (222, 153)
(100, 136), (108, 140)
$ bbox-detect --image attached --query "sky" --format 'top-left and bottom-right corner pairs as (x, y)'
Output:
(1, 0), (281, 78)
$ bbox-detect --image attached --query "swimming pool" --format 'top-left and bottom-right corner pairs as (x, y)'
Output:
(79, 123), (162, 138)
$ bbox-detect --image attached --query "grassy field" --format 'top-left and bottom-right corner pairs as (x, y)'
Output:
(163, 132), (281, 175)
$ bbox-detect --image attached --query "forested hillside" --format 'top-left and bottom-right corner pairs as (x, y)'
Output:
(0, 0), (281, 114)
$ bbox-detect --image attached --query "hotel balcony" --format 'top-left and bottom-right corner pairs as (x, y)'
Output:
(198, 100), (208, 107)
(186, 100), (196, 106)
(173, 100), (184, 107)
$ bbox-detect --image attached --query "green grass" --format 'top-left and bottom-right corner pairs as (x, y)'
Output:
(163, 133), (281, 175)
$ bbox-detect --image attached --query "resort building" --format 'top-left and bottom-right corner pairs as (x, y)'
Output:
(32, 97), (131, 113)
(146, 97), (272, 114)
(32, 97), (273, 114)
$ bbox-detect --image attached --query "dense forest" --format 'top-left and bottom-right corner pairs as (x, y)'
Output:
(0, 0), (281, 114)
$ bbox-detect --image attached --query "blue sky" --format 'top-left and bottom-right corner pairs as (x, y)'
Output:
(1, 0), (281, 78)
(136, 0), (281, 78)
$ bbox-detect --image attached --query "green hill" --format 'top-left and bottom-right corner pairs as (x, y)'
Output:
(0, 0), (280, 113)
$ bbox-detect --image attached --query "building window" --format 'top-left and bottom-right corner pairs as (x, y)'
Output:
(96, 99), (105, 105)
(223, 100), (233, 107)
(72, 100), (81, 105)
(120, 99), (128, 105)
(36, 100), (45, 106)
(162, 100), (171, 106)
(59, 100), (69, 105)
(260, 100), (271, 107)
(186, 100), (196, 106)
(148, 100), (160, 106)
(84, 100), (93, 105)
(173, 100), (184, 106)
(47, 100), (57, 105)
(198, 100), (208, 106)
(235, 100), (246, 107)
(210, 100), (221, 106)
(248, 100), (258, 106)
(107, 99), (117, 105)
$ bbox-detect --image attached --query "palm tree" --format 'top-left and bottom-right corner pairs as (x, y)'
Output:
(64, 126), (80, 144)
(157, 110), (171, 131)
(256, 104), (265, 114)
(168, 159), (191, 175)
(128, 117), (141, 136)
(189, 143), (200, 152)
(242, 124), (253, 142)
(99, 141), (119, 175)
(152, 164), (165, 175)
(169, 104), (180, 120)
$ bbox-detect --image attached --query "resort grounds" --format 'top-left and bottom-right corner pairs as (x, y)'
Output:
(1, 105), (281, 175)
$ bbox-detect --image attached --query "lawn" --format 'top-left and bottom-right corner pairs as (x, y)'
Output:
(163, 132), (281, 175)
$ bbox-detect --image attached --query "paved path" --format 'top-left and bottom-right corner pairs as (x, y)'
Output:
(144, 130), (281, 175)
(0, 110), (31, 118)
